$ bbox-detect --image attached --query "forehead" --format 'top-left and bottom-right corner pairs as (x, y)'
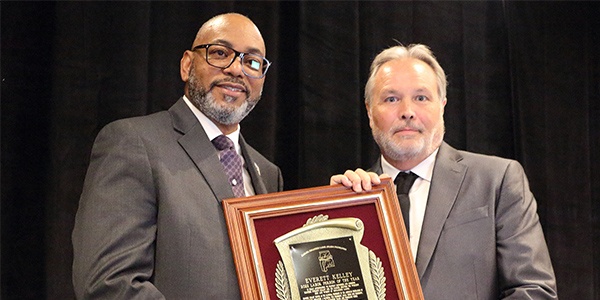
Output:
(374, 58), (438, 93)
(196, 15), (266, 55)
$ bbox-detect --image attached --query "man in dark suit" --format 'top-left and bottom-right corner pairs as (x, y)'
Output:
(331, 44), (558, 299)
(72, 13), (283, 299)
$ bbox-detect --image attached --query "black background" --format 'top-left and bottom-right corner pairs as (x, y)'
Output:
(2, 1), (599, 299)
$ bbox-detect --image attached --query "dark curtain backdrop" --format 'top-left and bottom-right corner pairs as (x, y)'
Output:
(2, 1), (599, 299)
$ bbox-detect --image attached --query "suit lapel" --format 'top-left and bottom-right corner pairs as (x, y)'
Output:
(239, 136), (268, 195)
(369, 145), (467, 277)
(170, 99), (235, 202)
(415, 142), (466, 278)
(367, 158), (383, 174)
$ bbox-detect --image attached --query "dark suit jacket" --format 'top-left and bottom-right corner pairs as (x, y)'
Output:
(370, 142), (557, 299)
(72, 98), (283, 299)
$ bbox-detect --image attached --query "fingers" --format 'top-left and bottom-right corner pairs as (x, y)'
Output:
(379, 173), (391, 180)
(347, 168), (370, 192)
(369, 172), (382, 185)
(329, 168), (382, 193)
(330, 174), (352, 187)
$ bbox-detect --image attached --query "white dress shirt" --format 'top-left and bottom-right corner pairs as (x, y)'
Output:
(183, 95), (255, 196)
(381, 148), (439, 259)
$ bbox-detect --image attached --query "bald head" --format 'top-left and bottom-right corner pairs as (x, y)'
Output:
(192, 13), (266, 56)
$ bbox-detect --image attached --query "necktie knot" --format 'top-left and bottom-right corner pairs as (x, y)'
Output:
(394, 172), (419, 195)
(212, 135), (234, 151)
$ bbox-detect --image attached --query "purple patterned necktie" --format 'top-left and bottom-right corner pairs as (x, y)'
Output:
(212, 135), (245, 198)
(394, 172), (419, 239)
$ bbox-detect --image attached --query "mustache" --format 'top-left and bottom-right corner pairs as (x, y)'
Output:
(390, 121), (424, 133)
(209, 77), (249, 97)
(389, 121), (425, 134)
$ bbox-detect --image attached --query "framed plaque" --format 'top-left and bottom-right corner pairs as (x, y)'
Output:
(223, 178), (423, 300)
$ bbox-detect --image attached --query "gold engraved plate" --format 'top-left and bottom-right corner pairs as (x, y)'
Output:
(274, 215), (386, 300)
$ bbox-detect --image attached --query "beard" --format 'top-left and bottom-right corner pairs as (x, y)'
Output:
(372, 119), (445, 162)
(188, 66), (261, 125)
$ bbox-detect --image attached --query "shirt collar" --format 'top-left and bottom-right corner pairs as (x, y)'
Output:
(183, 95), (241, 150)
(381, 148), (439, 182)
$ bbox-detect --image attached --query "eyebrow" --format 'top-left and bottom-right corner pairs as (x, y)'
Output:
(212, 39), (264, 56)
(380, 87), (432, 96)
(414, 88), (432, 94)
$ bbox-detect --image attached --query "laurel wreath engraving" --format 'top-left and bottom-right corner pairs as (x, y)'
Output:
(275, 260), (291, 300)
(369, 250), (386, 299)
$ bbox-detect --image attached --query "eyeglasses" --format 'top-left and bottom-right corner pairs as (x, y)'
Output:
(191, 44), (271, 79)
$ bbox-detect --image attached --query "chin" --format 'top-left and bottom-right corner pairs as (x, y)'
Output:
(219, 94), (245, 104)
(395, 140), (428, 156)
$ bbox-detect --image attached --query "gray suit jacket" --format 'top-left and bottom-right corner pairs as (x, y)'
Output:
(370, 142), (557, 299)
(72, 98), (283, 299)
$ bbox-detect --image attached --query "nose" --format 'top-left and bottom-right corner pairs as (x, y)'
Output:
(399, 100), (415, 120)
(223, 56), (244, 78)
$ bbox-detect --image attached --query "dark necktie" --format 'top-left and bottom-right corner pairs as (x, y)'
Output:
(212, 135), (245, 198)
(394, 172), (419, 238)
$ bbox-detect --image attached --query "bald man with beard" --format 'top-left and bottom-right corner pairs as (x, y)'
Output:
(72, 13), (283, 299)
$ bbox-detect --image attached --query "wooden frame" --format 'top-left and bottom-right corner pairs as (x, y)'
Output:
(223, 178), (423, 299)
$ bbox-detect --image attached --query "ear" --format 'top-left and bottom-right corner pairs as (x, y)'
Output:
(365, 101), (374, 128)
(180, 50), (193, 82)
(441, 97), (447, 115)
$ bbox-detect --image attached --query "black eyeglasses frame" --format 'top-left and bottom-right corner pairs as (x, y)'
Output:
(191, 44), (271, 79)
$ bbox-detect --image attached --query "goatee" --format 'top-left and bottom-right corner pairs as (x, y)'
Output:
(188, 69), (260, 125)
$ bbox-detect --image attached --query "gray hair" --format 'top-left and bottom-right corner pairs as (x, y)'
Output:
(364, 44), (447, 105)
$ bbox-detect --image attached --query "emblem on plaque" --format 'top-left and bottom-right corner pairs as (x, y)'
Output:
(318, 250), (335, 272)
(274, 215), (386, 300)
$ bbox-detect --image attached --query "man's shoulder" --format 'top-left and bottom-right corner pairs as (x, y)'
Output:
(99, 99), (186, 135)
(441, 142), (519, 171)
(439, 143), (527, 184)
(99, 110), (171, 135)
(458, 149), (512, 164)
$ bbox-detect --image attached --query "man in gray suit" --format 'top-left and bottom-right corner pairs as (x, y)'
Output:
(72, 13), (282, 299)
(332, 44), (558, 299)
